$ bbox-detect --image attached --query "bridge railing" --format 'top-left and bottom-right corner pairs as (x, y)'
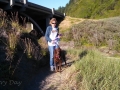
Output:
(0, 0), (65, 18)
(28, 2), (52, 14)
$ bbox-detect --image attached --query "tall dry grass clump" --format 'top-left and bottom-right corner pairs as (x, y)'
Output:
(21, 38), (43, 60)
(5, 12), (22, 61)
(74, 49), (120, 90)
(0, 9), (7, 28)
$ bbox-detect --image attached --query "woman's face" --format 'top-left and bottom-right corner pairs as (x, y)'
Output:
(51, 21), (56, 27)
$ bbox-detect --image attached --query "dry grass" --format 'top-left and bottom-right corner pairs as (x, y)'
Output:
(59, 16), (85, 32)
(38, 36), (48, 49)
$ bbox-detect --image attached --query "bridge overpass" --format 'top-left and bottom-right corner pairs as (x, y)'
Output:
(0, 0), (65, 36)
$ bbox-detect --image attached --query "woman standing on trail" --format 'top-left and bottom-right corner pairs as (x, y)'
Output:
(45, 18), (61, 71)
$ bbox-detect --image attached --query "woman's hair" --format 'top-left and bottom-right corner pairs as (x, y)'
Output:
(49, 18), (57, 25)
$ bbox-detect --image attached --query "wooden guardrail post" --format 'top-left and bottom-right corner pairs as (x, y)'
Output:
(64, 13), (66, 17)
(10, 0), (15, 7)
(52, 8), (55, 15)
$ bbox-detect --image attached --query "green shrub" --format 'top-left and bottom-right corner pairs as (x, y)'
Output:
(65, 17), (120, 52)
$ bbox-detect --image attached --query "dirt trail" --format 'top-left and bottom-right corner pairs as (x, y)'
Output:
(23, 57), (75, 90)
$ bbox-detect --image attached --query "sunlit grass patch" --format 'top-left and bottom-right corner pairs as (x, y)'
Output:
(75, 49), (120, 90)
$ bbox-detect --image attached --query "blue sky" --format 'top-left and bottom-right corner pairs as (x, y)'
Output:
(28, 0), (70, 9)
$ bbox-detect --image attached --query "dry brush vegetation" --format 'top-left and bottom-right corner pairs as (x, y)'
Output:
(61, 16), (120, 56)
(57, 16), (120, 90)
(0, 9), (48, 90)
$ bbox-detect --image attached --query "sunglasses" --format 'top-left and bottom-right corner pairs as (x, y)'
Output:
(52, 23), (56, 24)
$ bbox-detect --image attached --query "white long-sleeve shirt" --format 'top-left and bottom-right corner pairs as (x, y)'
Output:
(48, 28), (59, 46)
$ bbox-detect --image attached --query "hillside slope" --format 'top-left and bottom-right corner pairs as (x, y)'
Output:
(58, 0), (120, 19)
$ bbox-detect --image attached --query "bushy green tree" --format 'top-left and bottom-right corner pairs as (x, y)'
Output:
(57, 6), (65, 13)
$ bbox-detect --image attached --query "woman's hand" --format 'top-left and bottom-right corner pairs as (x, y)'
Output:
(58, 34), (62, 38)
(57, 36), (61, 38)
(51, 40), (55, 44)
(52, 30), (57, 33)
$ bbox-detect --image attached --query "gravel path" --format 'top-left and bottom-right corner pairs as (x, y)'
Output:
(23, 64), (72, 90)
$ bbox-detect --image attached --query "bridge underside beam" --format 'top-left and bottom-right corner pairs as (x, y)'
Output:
(20, 13), (44, 35)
